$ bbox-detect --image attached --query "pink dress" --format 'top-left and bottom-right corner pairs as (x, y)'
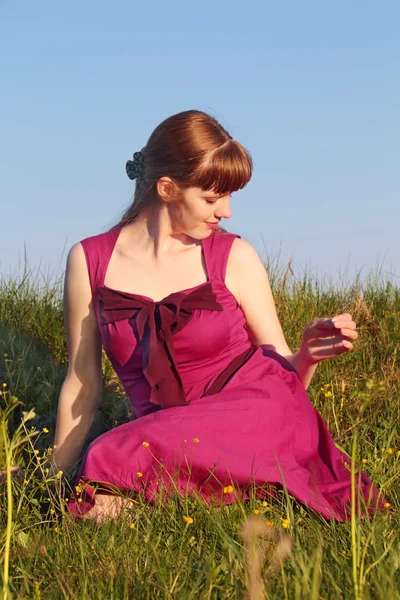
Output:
(67, 227), (384, 521)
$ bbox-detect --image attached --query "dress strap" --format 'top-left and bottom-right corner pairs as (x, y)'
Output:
(203, 230), (241, 283)
(79, 227), (121, 295)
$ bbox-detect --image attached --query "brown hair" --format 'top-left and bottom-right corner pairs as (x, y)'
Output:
(112, 110), (252, 230)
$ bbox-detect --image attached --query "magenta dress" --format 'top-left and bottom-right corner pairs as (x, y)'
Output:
(67, 227), (384, 521)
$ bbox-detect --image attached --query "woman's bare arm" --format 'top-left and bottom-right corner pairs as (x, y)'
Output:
(51, 242), (103, 472)
(226, 238), (318, 389)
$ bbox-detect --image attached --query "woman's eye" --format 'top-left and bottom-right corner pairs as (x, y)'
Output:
(205, 199), (217, 204)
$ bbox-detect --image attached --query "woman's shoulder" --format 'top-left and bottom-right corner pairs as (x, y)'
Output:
(79, 227), (119, 249)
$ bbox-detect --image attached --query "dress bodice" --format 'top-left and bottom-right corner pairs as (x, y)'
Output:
(80, 227), (251, 418)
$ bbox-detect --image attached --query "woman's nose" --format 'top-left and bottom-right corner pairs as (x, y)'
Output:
(215, 197), (232, 220)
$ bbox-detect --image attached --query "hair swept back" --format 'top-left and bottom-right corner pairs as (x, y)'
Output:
(112, 110), (252, 230)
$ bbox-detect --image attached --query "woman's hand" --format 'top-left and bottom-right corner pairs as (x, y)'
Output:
(0, 466), (26, 483)
(299, 313), (358, 365)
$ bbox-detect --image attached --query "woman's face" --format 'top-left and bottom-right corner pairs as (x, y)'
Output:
(170, 186), (233, 239)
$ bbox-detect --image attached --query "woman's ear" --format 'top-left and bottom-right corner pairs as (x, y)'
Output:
(157, 176), (180, 203)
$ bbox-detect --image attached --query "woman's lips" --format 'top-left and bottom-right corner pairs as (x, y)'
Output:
(205, 222), (219, 229)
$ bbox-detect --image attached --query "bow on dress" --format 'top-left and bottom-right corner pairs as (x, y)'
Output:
(98, 282), (223, 409)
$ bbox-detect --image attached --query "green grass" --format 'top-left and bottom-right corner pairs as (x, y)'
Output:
(0, 259), (399, 599)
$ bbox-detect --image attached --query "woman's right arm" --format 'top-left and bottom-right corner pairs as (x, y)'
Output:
(51, 242), (103, 473)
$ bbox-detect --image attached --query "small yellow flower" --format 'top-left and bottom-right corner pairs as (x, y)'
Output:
(265, 520), (273, 527)
(23, 480), (28, 485)
(54, 527), (59, 533)
(384, 502), (391, 508)
(78, 498), (83, 503)
(136, 472), (143, 478)
(183, 515), (193, 524)
(253, 509), (260, 515)
(3, 353), (8, 358)
(42, 427), (49, 433)
(75, 485), (82, 493)
(34, 449), (39, 455)
(37, 367), (41, 371)
(2, 383), (7, 388)
(281, 518), (290, 529)
(361, 458), (368, 464)
(387, 448), (393, 455)
(142, 441), (149, 447)
(53, 445), (57, 449)
(360, 536), (366, 543)
(56, 470), (63, 479)
(261, 500), (268, 507)
(193, 437), (200, 443)
(320, 387), (325, 391)
(50, 509), (55, 515)
(223, 485), (234, 494)
(65, 498), (69, 502)
(129, 522), (135, 529)
(324, 383), (330, 388)
(325, 391), (332, 398)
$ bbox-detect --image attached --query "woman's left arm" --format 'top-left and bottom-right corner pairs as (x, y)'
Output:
(227, 239), (358, 390)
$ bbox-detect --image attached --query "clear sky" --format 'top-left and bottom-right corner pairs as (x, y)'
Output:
(1, 1), (399, 286)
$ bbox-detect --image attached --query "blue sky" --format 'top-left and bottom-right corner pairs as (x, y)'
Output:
(1, 1), (399, 285)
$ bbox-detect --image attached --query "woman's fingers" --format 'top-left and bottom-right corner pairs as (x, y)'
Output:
(0, 466), (23, 482)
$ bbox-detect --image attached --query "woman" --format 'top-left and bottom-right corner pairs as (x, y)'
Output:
(41, 110), (387, 522)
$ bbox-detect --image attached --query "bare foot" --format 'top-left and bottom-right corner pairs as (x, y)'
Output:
(82, 492), (136, 525)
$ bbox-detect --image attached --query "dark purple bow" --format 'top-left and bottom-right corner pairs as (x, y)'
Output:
(98, 283), (223, 409)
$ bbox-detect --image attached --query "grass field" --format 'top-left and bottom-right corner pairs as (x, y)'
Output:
(0, 259), (399, 599)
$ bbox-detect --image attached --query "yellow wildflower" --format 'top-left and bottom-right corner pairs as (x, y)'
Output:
(56, 470), (63, 479)
(75, 485), (82, 493)
(23, 480), (28, 485)
(193, 437), (200, 443)
(4, 353), (8, 357)
(261, 500), (268, 507)
(50, 509), (55, 515)
(281, 518), (290, 529)
(387, 448), (393, 454)
(361, 458), (368, 464)
(42, 427), (49, 433)
(183, 516), (193, 524)
(142, 441), (149, 447)
(53, 445), (57, 449)
(78, 498), (83, 503)
(324, 383), (330, 388)
(54, 527), (59, 533)
(384, 502), (391, 508)
(129, 523), (135, 529)
(320, 387), (325, 391)
(223, 485), (234, 494)
(325, 391), (332, 398)
(34, 449), (39, 455)
(253, 509), (260, 515)
(265, 520), (273, 527)
(2, 383), (6, 388)
(360, 536), (366, 543)
(137, 472), (143, 478)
